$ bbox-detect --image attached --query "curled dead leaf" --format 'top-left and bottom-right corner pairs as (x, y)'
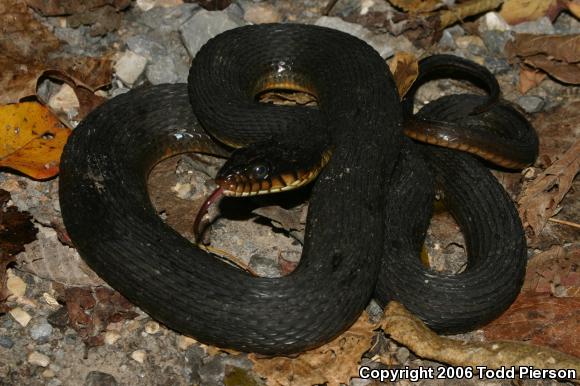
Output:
(382, 302), (580, 380)
(518, 139), (580, 241)
(500, 0), (563, 24)
(388, 52), (419, 99)
(0, 102), (71, 179)
(507, 34), (580, 85)
(249, 312), (377, 386)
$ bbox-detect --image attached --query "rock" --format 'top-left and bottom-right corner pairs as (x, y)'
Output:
(104, 331), (121, 345)
(438, 30), (456, 50)
(0, 336), (14, 349)
(144, 321), (160, 335)
(178, 335), (198, 350)
(249, 255), (280, 277)
(480, 30), (513, 55)
(131, 349), (147, 363)
(6, 270), (26, 299)
(483, 56), (512, 74)
(146, 55), (178, 84)
(512, 16), (555, 35)
(126, 35), (166, 60)
(517, 95), (545, 113)
(314, 16), (369, 39)
(136, 0), (156, 11)
(114, 51), (147, 85)
(199, 355), (226, 386)
(48, 84), (80, 119)
(9, 307), (31, 327)
(366, 34), (395, 59)
(42, 369), (55, 378)
(395, 346), (410, 363)
(140, 4), (199, 33)
(179, 9), (247, 58)
(244, 3), (281, 24)
(553, 12), (580, 35)
(478, 12), (510, 33)
(84, 371), (118, 386)
(455, 35), (487, 56)
(28, 351), (50, 367)
(29, 321), (54, 341)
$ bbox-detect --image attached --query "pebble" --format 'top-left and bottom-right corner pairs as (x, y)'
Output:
(140, 4), (199, 33)
(480, 30), (513, 56)
(144, 321), (161, 334)
(114, 51), (148, 85)
(199, 355), (226, 386)
(6, 270), (27, 299)
(10, 307), (32, 327)
(243, 3), (282, 24)
(478, 12), (510, 33)
(146, 55), (178, 84)
(483, 56), (512, 74)
(395, 346), (410, 363)
(28, 351), (50, 367)
(0, 336), (14, 349)
(42, 369), (55, 378)
(438, 30), (456, 50)
(517, 95), (545, 113)
(84, 371), (118, 386)
(177, 335), (198, 350)
(179, 9), (247, 58)
(553, 12), (580, 35)
(30, 321), (54, 341)
(512, 16), (555, 35)
(48, 83), (80, 119)
(249, 254), (280, 277)
(131, 349), (147, 363)
(104, 331), (121, 345)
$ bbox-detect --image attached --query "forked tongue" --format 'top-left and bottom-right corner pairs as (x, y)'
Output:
(193, 186), (224, 243)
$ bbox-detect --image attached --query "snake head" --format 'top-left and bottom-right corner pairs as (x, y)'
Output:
(215, 140), (331, 197)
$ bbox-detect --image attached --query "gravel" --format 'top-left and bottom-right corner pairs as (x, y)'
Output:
(29, 320), (54, 342)
(517, 95), (546, 113)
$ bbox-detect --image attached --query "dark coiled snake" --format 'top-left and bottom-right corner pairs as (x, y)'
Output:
(59, 24), (538, 355)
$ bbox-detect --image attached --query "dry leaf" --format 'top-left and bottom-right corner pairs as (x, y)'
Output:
(500, 0), (563, 24)
(570, 1), (580, 17)
(0, 0), (114, 105)
(0, 189), (37, 311)
(482, 294), (580, 357)
(523, 246), (580, 297)
(518, 139), (580, 241)
(65, 287), (138, 347)
(507, 34), (580, 85)
(382, 302), (580, 380)
(0, 102), (71, 179)
(388, 52), (419, 99)
(24, 0), (130, 16)
(249, 312), (376, 386)
(518, 67), (547, 94)
(388, 0), (445, 13)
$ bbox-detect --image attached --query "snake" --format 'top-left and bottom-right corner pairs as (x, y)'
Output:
(59, 24), (538, 354)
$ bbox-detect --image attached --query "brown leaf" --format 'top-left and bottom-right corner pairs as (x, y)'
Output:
(0, 102), (72, 179)
(382, 302), (580, 379)
(0, 189), (37, 310)
(482, 294), (580, 357)
(518, 139), (580, 241)
(249, 312), (376, 386)
(65, 287), (138, 347)
(0, 0), (114, 105)
(507, 34), (580, 85)
(523, 246), (580, 297)
(24, 0), (131, 16)
(518, 66), (547, 94)
(388, 52), (419, 99)
(388, 0), (445, 13)
(500, 0), (563, 24)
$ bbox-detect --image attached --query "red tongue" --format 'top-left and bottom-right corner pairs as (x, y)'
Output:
(193, 186), (224, 243)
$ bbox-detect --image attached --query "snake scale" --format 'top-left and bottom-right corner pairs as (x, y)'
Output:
(59, 24), (537, 354)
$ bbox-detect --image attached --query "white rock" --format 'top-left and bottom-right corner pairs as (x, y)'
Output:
(144, 321), (160, 335)
(114, 51), (148, 85)
(131, 349), (146, 363)
(28, 351), (50, 367)
(9, 307), (31, 327)
(480, 12), (510, 32)
(136, 0), (156, 11)
(104, 331), (121, 345)
(6, 269), (26, 299)
(314, 16), (370, 40)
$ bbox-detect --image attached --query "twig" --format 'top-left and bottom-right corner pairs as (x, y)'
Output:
(197, 244), (259, 276)
(548, 217), (580, 230)
(323, 0), (339, 16)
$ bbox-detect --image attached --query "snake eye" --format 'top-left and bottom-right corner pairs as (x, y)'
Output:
(251, 164), (269, 180)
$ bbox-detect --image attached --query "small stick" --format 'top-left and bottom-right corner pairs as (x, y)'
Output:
(323, 0), (339, 16)
(198, 244), (259, 276)
(548, 217), (580, 230)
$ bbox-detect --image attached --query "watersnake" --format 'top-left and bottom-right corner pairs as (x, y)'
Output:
(59, 24), (537, 354)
